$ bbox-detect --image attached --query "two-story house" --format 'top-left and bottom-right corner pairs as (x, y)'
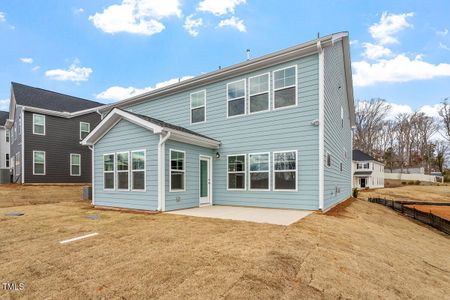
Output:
(0, 111), (10, 170)
(82, 32), (355, 212)
(352, 149), (384, 189)
(7, 82), (104, 184)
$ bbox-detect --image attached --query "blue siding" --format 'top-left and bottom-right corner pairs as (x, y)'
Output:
(323, 41), (353, 209)
(93, 119), (158, 211)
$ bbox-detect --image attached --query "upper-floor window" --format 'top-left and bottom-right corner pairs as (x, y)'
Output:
(249, 73), (270, 114)
(33, 114), (45, 135)
(33, 151), (45, 175)
(5, 131), (9, 143)
(326, 152), (332, 168)
(190, 90), (206, 124)
(80, 122), (91, 140)
(227, 79), (246, 117)
(170, 150), (185, 192)
(356, 162), (370, 169)
(70, 154), (81, 176)
(273, 66), (297, 109)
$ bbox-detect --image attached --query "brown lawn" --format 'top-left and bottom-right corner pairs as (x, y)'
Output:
(359, 185), (450, 203)
(404, 204), (450, 220)
(0, 188), (449, 299)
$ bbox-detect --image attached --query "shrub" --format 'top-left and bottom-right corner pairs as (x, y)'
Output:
(353, 188), (359, 198)
(414, 180), (421, 185)
(407, 181), (414, 185)
(402, 181), (407, 185)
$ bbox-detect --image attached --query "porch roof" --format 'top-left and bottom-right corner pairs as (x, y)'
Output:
(354, 171), (372, 177)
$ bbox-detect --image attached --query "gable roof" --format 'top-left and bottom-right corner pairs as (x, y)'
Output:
(353, 150), (380, 162)
(11, 82), (104, 113)
(0, 111), (8, 126)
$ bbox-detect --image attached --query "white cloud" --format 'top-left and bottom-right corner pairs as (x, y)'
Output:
(362, 42), (392, 59)
(32, 66), (40, 71)
(73, 8), (84, 14)
(0, 99), (9, 111)
(197, 0), (246, 16)
(350, 40), (359, 45)
(419, 104), (443, 119)
(0, 11), (5, 22)
(96, 76), (193, 102)
(218, 16), (246, 32)
(45, 61), (93, 82)
(439, 42), (450, 51)
(369, 12), (414, 45)
(353, 54), (450, 87)
(436, 28), (448, 37)
(89, 0), (181, 35)
(183, 15), (203, 37)
(386, 102), (413, 119)
(20, 57), (33, 64)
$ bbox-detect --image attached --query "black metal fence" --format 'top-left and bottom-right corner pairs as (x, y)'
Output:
(368, 198), (450, 235)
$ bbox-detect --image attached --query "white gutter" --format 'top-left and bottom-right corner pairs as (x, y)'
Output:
(157, 131), (171, 211)
(89, 145), (95, 205)
(317, 39), (325, 211)
(21, 107), (25, 184)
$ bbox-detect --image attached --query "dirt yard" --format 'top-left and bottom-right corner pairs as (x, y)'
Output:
(1, 195), (449, 298)
(360, 185), (450, 203)
(405, 204), (450, 220)
(0, 184), (85, 208)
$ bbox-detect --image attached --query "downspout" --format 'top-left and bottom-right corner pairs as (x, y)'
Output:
(88, 145), (95, 205)
(157, 131), (171, 211)
(317, 40), (325, 211)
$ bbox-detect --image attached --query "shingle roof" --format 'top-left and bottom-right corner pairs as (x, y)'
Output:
(353, 150), (378, 162)
(0, 111), (8, 126)
(11, 82), (104, 113)
(354, 171), (373, 176)
(122, 109), (219, 142)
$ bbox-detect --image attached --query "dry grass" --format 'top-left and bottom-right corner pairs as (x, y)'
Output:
(1, 198), (449, 299)
(405, 204), (450, 220)
(360, 185), (450, 203)
(0, 184), (85, 208)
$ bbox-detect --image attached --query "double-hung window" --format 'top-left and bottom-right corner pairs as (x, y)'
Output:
(228, 155), (246, 190)
(5, 131), (9, 143)
(227, 79), (246, 117)
(70, 154), (81, 176)
(273, 66), (297, 109)
(249, 153), (270, 190)
(170, 150), (185, 191)
(249, 73), (269, 114)
(131, 150), (145, 191)
(80, 122), (91, 140)
(103, 154), (115, 190)
(33, 114), (45, 135)
(33, 151), (45, 175)
(273, 151), (297, 191)
(117, 152), (129, 190)
(5, 154), (9, 168)
(190, 90), (206, 124)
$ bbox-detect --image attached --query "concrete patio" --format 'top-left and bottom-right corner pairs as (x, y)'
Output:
(166, 205), (313, 226)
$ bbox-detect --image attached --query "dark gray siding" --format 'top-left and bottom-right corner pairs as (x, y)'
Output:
(10, 106), (23, 183)
(23, 111), (101, 183)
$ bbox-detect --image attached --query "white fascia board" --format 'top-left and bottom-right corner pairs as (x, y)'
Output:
(20, 105), (104, 119)
(167, 129), (220, 149)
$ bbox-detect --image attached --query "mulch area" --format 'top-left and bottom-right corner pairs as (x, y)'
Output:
(404, 204), (450, 221)
(324, 197), (356, 217)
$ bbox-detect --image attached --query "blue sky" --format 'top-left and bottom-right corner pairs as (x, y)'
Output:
(0, 0), (449, 117)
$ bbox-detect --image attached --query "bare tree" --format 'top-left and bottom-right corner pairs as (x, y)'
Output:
(434, 141), (448, 174)
(439, 98), (450, 142)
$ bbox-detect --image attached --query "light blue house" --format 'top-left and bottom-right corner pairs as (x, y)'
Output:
(82, 32), (355, 212)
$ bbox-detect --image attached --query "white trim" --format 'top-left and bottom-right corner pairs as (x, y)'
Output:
(21, 105), (106, 119)
(116, 151), (130, 191)
(272, 65), (298, 111)
(131, 149), (146, 192)
(190, 90), (206, 124)
(158, 132), (171, 211)
(103, 153), (115, 191)
(70, 153), (81, 176)
(91, 145), (95, 205)
(199, 155), (213, 206)
(226, 79), (247, 118)
(32, 113), (45, 136)
(248, 72), (270, 115)
(248, 152), (270, 191)
(318, 42), (325, 210)
(272, 150), (298, 192)
(226, 154), (246, 191)
(21, 108), (25, 183)
(169, 149), (186, 192)
(32, 150), (46, 176)
(79, 122), (91, 140)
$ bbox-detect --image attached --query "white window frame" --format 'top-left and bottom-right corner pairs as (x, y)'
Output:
(169, 149), (186, 192)
(131, 150), (146, 192)
(32, 114), (45, 135)
(226, 79), (247, 118)
(273, 150), (298, 192)
(80, 122), (91, 140)
(248, 72), (270, 115)
(103, 153), (115, 191)
(227, 154), (246, 191)
(116, 151), (130, 191)
(272, 65), (298, 111)
(326, 151), (332, 168)
(70, 153), (81, 176)
(33, 150), (46, 175)
(5, 154), (9, 168)
(190, 90), (206, 124)
(5, 131), (9, 143)
(248, 152), (270, 191)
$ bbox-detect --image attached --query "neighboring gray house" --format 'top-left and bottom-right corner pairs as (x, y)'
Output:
(82, 32), (355, 212)
(7, 82), (104, 184)
(0, 111), (10, 170)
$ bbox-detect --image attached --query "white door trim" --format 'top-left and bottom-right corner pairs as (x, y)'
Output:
(199, 155), (212, 206)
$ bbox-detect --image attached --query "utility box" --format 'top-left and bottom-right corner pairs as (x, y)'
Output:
(82, 186), (92, 201)
(0, 169), (11, 184)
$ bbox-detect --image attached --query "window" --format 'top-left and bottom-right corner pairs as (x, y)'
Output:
(273, 151), (297, 191)
(190, 90), (206, 124)
(170, 150), (185, 191)
(341, 106), (344, 128)
(249, 73), (269, 114)
(33, 151), (45, 175)
(5, 131), (9, 143)
(103, 154), (115, 190)
(33, 114), (45, 135)
(364, 163), (370, 169)
(273, 66), (297, 109)
(117, 152), (129, 190)
(228, 155), (246, 190)
(249, 153), (270, 190)
(344, 148), (347, 159)
(326, 152), (331, 168)
(80, 122), (91, 140)
(340, 162), (343, 173)
(131, 150), (145, 191)
(227, 79), (246, 117)
(70, 154), (81, 176)
(5, 154), (9, 168)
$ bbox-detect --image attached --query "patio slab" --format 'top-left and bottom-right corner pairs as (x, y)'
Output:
(166, 205), (313, 226)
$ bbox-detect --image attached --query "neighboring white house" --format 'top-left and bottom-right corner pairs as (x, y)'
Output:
(352, 150), (384, 189)
(0, 111), (10, 170)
